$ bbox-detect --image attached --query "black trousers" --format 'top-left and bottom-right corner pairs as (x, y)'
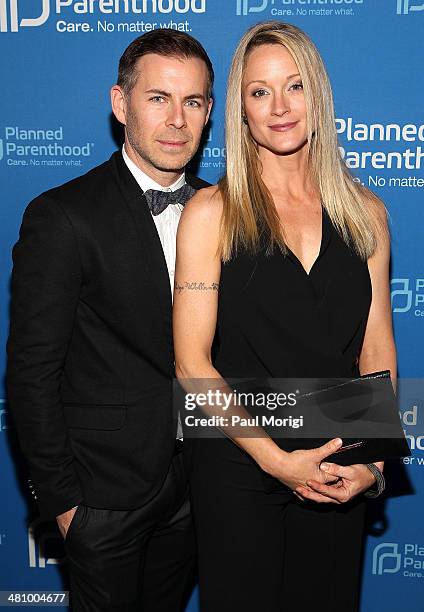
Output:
(189, 438), (366, 612)
(65, 444), (195, 611)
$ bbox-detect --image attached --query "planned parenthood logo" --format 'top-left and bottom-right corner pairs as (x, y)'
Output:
(0, 0), (49, 32)
(372, 543), (402, 575)
(1, 126), (94, 168)
(236, 0), (366, 17)
(0, 400), (8, 432)
(372, 542), (424, 578)
(236, 0), (273, 16)
(396, 0), (424, 15)
(0, 0), (206, 32)
(200, 130), (226, 171)
(391, 278), (424, 317)
(28, 519), (65, 569)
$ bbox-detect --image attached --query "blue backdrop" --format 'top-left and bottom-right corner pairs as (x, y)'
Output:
(1, 1), (423, 609)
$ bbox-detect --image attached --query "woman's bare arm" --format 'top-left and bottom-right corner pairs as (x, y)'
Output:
(359, 201), (396, 388)
(173, 186), (343, 494)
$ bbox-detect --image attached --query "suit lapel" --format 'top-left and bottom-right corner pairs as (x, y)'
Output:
(111, 152), (209, 348)
(112, 151), (172, 344)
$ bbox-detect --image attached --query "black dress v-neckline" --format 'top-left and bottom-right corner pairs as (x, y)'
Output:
(284, 205), (332, 278)
(284, 205), (324, 277)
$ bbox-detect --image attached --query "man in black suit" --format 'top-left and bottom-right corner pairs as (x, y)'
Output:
(7, 30), (213, 611)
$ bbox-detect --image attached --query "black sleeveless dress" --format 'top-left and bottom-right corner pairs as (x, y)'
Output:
(213, 205), (371, 380)
(189, 206), (373, 612)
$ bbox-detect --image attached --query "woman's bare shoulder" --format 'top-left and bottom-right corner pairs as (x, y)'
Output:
(182, 185), (223, 226)
(177, 185), (223, 256)
(358, 187), (390, 259)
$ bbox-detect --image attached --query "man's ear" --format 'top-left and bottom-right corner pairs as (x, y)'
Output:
(205, 97), (213, 126)
(111, 85), (127, 126)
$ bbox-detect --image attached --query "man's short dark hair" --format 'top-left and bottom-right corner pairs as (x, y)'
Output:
(118, 29), (214, 98)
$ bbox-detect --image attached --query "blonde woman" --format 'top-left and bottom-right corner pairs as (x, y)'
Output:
(173, 21), (394, 611)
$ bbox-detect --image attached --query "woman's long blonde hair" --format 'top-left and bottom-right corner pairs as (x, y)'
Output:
(218, 21), (384, 262)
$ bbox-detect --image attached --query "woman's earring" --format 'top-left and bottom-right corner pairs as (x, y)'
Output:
(242, 114), (248, 125)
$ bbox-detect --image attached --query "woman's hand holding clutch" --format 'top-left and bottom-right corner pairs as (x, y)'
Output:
(262, 437), (344, 493)
(294, 461), (380, 504)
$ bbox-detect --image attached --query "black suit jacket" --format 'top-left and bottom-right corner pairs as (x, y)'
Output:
(6, 150), (209, 519)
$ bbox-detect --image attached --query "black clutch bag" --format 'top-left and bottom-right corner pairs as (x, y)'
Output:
(256, 370), (411, 492)
(268, 370), (410, 464)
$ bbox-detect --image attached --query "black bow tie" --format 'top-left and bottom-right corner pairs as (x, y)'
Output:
(143, 184), (196, 216)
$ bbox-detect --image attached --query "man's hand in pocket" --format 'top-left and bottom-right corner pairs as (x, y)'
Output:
(56, 506), (78, 539)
